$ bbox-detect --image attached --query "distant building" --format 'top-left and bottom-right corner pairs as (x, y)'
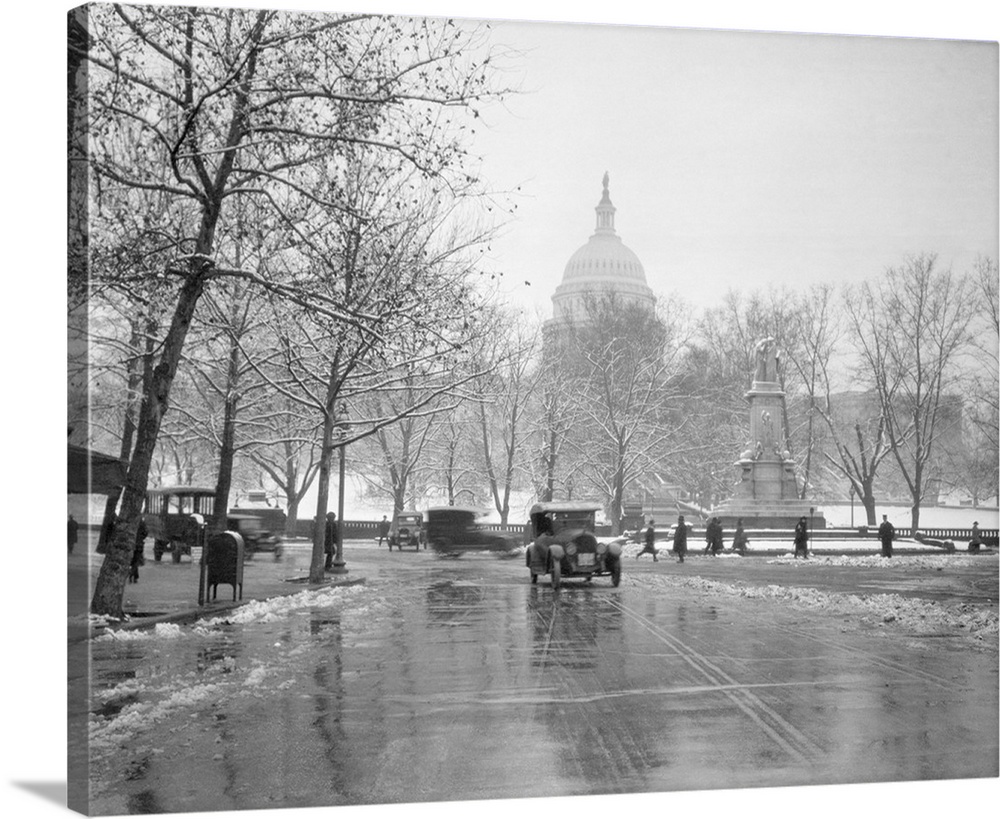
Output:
(543, 172), (656, 351)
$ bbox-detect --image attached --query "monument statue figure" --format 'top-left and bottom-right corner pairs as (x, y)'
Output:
(753, 336), (778, 382)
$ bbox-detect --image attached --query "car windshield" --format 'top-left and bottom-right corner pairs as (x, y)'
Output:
(398, 516), (421, 525)
(554, 512), (593, 530)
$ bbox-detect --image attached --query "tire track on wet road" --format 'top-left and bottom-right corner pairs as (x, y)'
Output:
(779, 626), (959, 690)
(607, 597), (826, 766)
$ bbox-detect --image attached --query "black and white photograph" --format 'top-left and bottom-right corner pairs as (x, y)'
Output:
(6, 2), (1000, 818)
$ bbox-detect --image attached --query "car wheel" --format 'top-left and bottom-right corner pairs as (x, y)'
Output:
(171, 545), (182, 563)
(551, 562), (561, 589)
(610, 558), (622, 587)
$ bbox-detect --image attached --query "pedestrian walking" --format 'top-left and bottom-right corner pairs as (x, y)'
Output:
(378, 515), (390, 547)
(878, 514), (895, 558)
(68, 514), (79, 554)
(703, 517), (722, 555)
(129, 518), (147, 583)
(731, 518), (748, 555)
(969, 521), (982, 553)
(636, 519), (659, 561)
(324, 511), (337, 570)
(793, 516), (809, 559)
(673, 515), (688, 563)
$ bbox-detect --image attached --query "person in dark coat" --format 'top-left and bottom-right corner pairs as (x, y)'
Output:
(731, 518), (748, 555)
(672, 515), (688, 563)
(878, 514), (895, 558)
(793, 516), (809, 559)
(636, 519), (658, 561)
(378, 515), (390, 547)
(324, 511), (337, 570)
(709, 517), (724, 555)
(969, 521), (982, 553)
(68, 514), (79, 554)
(129, 518), (147, 583)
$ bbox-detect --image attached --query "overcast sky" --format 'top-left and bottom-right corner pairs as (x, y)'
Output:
(85, 0), (992, 317)
(469, 17), (997, 314)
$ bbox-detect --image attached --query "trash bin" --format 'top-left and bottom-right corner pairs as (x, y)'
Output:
(200, 531), (244, 603)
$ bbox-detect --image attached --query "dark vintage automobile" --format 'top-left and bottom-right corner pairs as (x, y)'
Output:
(225, 514), (283, 559)
(424, 506), (521, 557)
(145, 487), (283, 561)
(145, 486), (215, 562)
(525, 501), (622, 588)
(229, 492), (288, 538)
(388, 510), (424, 551)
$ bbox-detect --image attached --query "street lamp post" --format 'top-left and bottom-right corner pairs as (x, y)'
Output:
(332, 406), (349, 575)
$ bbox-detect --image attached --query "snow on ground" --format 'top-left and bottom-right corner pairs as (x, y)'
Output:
(90, 682), (224, 752)
(94, 622), (186, 642)
(89, 583), (398, 761)
(629, 563), (999, 644)
(195, 583), (372, 627)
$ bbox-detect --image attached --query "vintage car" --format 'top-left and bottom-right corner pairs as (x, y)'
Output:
(525, 501), (622, 588)
(225, 514), (283, 559)
(388, 510), (424, 551)
(145, 486), (215, 562)
(424, 506), (521, 557)
(229, 491), (288, 538)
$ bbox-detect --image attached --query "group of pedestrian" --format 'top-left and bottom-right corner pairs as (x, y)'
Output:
(636, 515), (690, 563)
(703, 517), (724, 555)
(638, 515), (755, 562)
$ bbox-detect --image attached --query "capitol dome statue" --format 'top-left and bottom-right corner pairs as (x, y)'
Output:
(548, 172), (656, 328)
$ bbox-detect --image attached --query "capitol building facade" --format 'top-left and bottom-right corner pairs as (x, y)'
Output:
(544, 173), (656, 341)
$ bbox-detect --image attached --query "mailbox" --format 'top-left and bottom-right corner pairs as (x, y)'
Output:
(200, 531), (244, 604)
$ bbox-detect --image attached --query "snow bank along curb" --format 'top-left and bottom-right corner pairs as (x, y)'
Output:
(81, 576), (366, 635)
(630, 566), (998, 643)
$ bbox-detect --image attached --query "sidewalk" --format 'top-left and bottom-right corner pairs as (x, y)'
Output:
(69, 536), (366, 638)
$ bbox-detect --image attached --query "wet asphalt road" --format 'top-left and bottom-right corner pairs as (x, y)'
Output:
(87, 543), (998, 815)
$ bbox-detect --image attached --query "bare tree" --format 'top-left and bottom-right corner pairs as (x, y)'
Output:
(559, 292), (688, 534)
(844, 254), (973, 529)
(76, 6), (508, 616)
(469, 310), (541, 525)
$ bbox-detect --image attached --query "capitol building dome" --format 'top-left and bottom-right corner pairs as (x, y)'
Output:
(550, 173), (656, 323)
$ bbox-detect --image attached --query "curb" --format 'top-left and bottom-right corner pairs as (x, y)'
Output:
(86, 576), (367, 636)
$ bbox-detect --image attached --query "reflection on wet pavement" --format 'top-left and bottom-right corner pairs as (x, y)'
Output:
(86, 545), (999, 813)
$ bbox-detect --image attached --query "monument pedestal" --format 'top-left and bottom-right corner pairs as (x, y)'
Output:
(712, 368), (825, 529)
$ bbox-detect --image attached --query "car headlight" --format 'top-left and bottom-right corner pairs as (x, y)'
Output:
(596, 541), (608, 554)
(565, 542), (577, 556)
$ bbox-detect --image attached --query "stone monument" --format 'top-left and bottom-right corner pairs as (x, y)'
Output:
(712, 337), (825, 529)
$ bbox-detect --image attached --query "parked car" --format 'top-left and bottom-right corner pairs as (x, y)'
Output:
(525, 501), (622, 588)
(225, 514), (283, 559)
(145, 486), (215, 562)
(145, 487), (283, 562)
(424, 506), (521, 557)
(388, 511), (424, 551)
